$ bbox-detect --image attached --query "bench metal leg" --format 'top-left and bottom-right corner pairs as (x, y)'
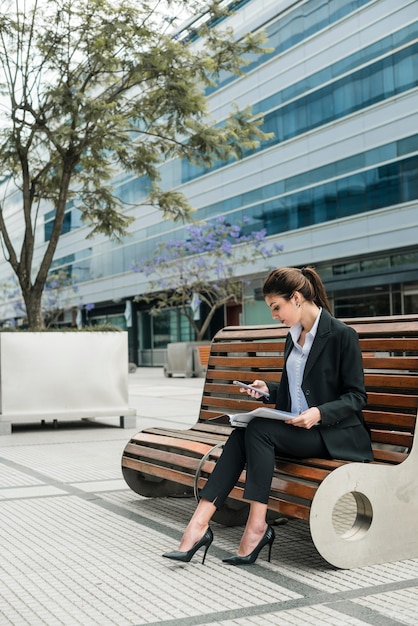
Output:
(119, 415), (137, 429)
(310, 446), (418, 568)
(0, 421), (12, 435)
(194, 442), (225, 501)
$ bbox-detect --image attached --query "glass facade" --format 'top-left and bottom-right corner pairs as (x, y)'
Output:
(184, 38), (418, 182)
(55, 138), (418, 280)
(205, 0), (375, 95)
(195, 154), (418, 234)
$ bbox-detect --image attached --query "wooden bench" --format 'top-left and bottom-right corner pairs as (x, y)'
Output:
(122, 315), (418, 568)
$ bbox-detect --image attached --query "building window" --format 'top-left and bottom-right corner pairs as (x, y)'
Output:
(333, 288), (391, 318)
(44, 209), (72, 242)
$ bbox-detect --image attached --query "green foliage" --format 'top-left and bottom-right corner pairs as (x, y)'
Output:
(0, 0), (272, 329)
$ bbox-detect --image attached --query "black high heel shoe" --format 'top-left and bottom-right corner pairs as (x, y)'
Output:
(162, 527), (213, 565)
(222, 525), (275, 566)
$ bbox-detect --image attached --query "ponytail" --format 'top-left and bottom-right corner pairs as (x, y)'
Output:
(263, 266), (332, 314)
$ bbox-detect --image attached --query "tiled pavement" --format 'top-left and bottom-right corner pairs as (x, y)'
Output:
(0, 369), (417, 625)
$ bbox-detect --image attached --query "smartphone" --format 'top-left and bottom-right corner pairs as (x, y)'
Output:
(233, 380), (270, 398)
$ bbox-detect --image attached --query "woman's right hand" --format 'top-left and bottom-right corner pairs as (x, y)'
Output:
(240, 380), (269, 399)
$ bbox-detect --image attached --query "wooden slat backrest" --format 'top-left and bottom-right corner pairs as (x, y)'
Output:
(198, 325), (286, 420)
(198, 319), (418, 454)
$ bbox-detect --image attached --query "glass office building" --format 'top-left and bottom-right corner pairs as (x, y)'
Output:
(1, 0), (417, 365)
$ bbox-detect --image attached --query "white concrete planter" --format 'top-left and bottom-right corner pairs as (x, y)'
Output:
(0, 331), (136, 435)
(163, 341), (211, 378)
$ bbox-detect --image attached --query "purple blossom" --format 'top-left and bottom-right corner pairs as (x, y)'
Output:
(220, 240), (233, 254)
(131, 217), (283, 324)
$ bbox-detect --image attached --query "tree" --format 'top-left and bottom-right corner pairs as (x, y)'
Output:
(0, 0), (271, 329)
(132, 216), (282, 341)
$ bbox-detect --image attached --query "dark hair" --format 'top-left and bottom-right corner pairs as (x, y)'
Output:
(262, 266), (332, 314)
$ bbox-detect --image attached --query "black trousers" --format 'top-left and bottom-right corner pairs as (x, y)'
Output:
(199, 417), (329, 508)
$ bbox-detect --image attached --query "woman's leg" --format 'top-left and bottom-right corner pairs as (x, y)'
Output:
(236, 501), (269, 556)
(178, 498), (217, 551)
(243, 418), (328, 503)
(177, 428), (247, 551)
(233, 418), (328, 556)
(177, 420), (328, 555)
(198, 427), (247, 506)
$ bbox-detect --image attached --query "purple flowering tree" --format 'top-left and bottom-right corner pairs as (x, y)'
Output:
(132, 217), (282, 341)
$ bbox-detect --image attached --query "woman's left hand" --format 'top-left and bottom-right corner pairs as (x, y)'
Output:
(286, 407), (321, 429)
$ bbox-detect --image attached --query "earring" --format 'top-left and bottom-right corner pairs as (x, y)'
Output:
(295, 302), (300, 308)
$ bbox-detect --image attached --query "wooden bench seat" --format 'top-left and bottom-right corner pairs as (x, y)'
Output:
(122, 315), (418, 568)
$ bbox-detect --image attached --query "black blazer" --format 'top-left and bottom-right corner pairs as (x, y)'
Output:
(266, 310), (374, 462)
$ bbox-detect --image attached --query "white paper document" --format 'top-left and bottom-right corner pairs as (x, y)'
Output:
(226, 407), (298, 428)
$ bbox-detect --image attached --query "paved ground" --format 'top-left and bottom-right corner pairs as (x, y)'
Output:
(0, 368), (417, 625)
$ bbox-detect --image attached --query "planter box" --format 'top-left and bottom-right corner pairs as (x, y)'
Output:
(0, 332), (136, 435)
(163, 341), (211, 378)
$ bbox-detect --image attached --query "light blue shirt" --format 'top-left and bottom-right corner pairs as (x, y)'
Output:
(287, 308), (322, 415)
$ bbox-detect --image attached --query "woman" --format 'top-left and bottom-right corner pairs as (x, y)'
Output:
(163, 266), (373, 565)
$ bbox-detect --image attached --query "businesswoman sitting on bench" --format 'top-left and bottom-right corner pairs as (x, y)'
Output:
(163, 266), (373, 565)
